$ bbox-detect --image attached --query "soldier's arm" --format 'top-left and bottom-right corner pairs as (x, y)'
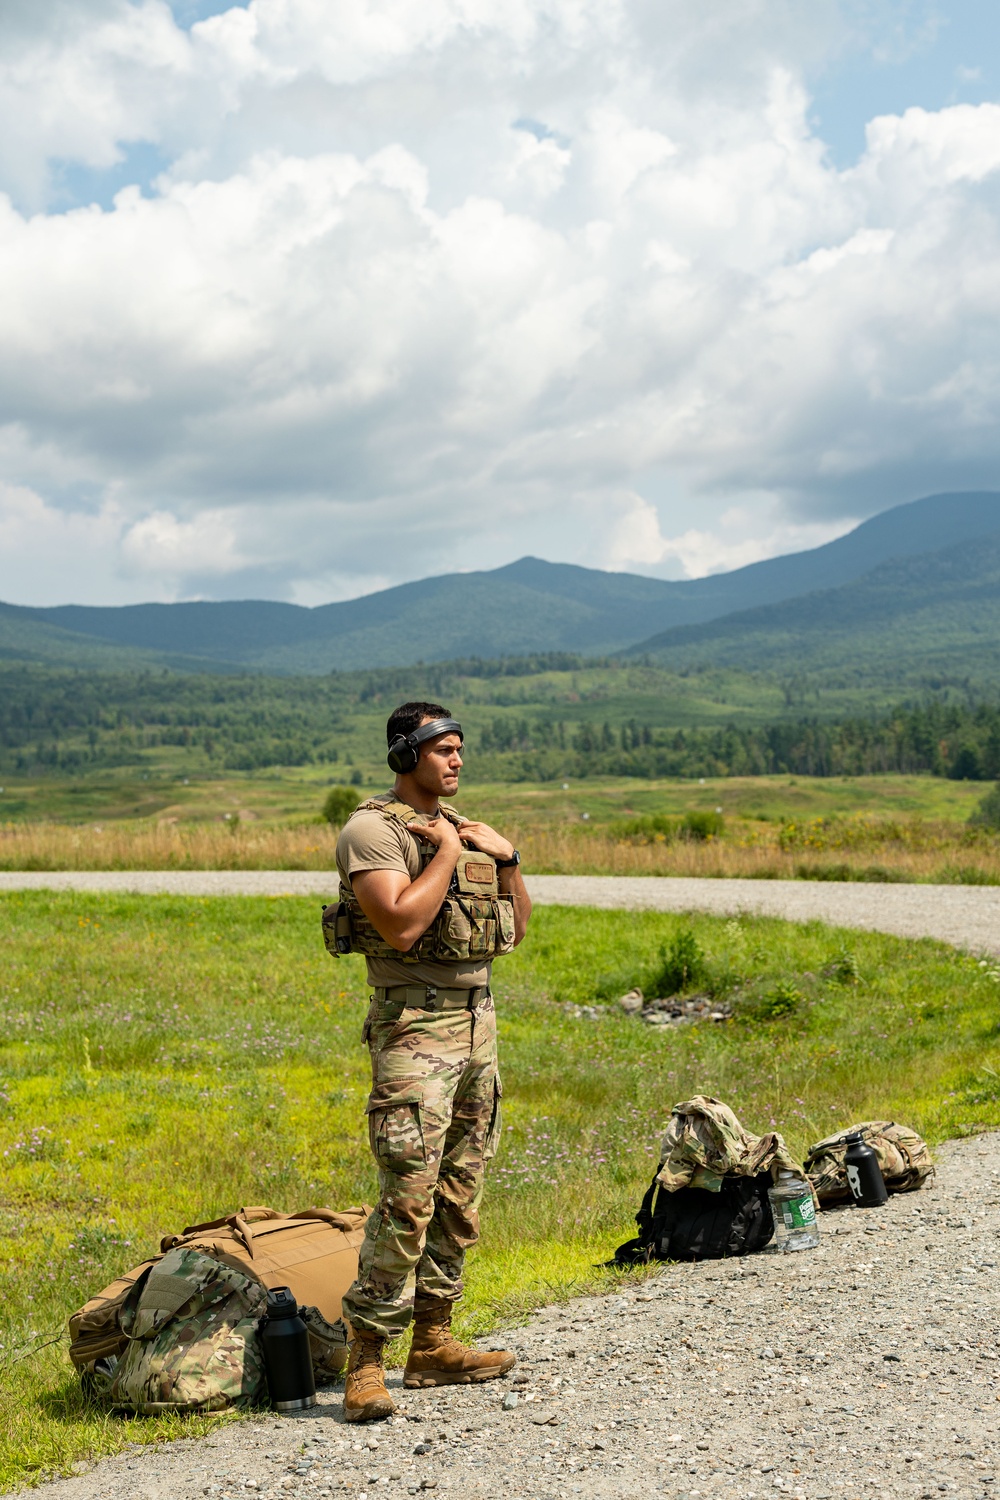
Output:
(351, 819), (463, 951)
(500, 861), (532, 946)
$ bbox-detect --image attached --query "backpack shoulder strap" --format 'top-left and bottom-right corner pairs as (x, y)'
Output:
(635, 1169), (663, 1238)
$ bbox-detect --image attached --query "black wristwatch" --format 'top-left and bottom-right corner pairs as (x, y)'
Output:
(495, 850), (521, 868)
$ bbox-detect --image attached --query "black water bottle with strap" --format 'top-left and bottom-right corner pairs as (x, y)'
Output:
(259, 1287), (317, 1410)
(844, 1131), (888, 1208)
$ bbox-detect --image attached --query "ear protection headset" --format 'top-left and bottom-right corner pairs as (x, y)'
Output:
(387, 717), (464, 775)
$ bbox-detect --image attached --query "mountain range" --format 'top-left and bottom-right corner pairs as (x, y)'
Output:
(2, 490), (999, 676)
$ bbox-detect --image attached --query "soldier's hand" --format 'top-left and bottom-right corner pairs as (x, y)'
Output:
(410, 818), (464, 854)
(454, 820), (515, 862)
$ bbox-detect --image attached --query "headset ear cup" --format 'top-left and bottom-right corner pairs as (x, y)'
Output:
(387, 736), (417, 774)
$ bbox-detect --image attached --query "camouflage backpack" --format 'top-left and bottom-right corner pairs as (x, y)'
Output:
(111, 1247), (267, 1413)
(69, 1205), (367, 1413)
(612, 1096), (812, 1265)
(805, 1121), (933, 1203)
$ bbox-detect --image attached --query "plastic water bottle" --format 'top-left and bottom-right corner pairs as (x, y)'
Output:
(844, 1131), (888, 1207)
(768, 1170), (820, 1252)
(259, 1287), (317, 1411)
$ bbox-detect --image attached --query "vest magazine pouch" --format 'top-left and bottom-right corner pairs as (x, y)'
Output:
(321, 899), (358, 958)
(336, 887), (514, 963)
(496, 895), (515, 953)
(441, 897), (475, 957)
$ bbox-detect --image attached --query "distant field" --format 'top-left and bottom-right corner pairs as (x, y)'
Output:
(4, 656), (1000, 789)
(2, 892), (999, 1488)
(0, 766), (990, 826)
(1, 772), (998, 883)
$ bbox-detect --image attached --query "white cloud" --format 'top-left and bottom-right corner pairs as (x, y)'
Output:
(0, 484), (136, 606)
(0, 0), (998, 606)
(605, 494), (855, 578)
(121, 508), (249, 575)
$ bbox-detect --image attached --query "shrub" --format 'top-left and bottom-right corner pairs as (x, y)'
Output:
(826, 945), (861, 984)
(949, 745), (983, 781)
(609, 813), (679, 845)
(683, 810), (724, 841)
(938, 864), (1000, 886)
(969, 781), (1000, 830)
(651, 927), (704, 996)
(793, 862), (911, 883)
(322, 785), (361, 826)
(755, 980), (803, 1020)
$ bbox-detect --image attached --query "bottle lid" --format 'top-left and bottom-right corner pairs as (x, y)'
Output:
(265, 1286), (300, 1320)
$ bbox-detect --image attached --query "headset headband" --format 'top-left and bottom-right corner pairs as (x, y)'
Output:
(405, 717), (463, 751)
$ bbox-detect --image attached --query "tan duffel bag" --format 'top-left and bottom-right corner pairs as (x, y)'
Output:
(69, 1204), (370, 1384)
(163, 1205), (369, 1329)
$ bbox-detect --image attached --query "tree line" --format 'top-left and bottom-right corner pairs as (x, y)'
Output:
(1, 663), (999, 781)
(474, 701), (1000, 781)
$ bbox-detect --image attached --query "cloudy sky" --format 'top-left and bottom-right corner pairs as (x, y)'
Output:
(1, 0), (998, 607)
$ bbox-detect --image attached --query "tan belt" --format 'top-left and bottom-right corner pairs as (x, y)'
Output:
(374, 984), (489, 1012)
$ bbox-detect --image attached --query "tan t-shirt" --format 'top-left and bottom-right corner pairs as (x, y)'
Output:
(335, 797), (490, 990)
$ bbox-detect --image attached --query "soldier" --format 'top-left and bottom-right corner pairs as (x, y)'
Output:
(334, 702), (532, 1422)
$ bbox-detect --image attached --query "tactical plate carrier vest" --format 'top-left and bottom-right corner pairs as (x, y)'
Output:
(323, 795), (516, 964)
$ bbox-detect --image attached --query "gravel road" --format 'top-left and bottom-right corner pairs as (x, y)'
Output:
(2, 872), (999, 958)
(23, 1132), (1000, 1500)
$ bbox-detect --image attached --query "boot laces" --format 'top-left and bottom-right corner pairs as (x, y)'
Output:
(417, 1320), (456, 1348)
(351, 1341), (386, 1391)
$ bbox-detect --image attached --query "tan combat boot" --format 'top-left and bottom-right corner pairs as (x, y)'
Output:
(403, 1294), (516, 1388)
(343, 1333), (397, 1423)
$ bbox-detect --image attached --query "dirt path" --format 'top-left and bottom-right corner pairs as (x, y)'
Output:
(2, 872), (998, 957)
(19, 1132), (1000, 1500)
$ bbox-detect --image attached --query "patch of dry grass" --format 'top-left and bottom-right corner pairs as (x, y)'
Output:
(0, 820), (340, 871)
(3, 814), (1000, 883)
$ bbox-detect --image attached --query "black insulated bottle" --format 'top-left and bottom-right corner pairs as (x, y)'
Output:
(844, 1131), (888, 1208)
(259, 1287), (317, 1411)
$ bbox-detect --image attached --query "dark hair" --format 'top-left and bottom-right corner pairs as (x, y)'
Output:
(386, 701), (452, 747)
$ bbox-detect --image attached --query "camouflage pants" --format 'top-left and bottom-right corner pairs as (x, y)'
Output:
(340, 990), (502, 1341)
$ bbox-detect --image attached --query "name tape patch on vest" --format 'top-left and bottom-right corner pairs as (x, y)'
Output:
(464, 862), (495, 884)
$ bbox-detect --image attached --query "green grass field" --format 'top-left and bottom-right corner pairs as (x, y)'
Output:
(0, 768), (989, 831)
(2, 894), (999, 1488)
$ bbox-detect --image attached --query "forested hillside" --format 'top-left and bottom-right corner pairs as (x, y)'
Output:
(630, 530), (1000, 688)
(2, 656), (997, 785)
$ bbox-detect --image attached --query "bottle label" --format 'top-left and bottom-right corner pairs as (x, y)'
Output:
(780, 1192), (817, 1229)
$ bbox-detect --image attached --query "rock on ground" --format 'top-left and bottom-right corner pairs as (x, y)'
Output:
(23, 1132), (1000, 1500)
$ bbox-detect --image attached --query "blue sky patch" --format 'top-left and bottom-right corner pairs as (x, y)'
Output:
(168, 0), (249, 27)
(51, 141), (172, 213)
(810, 0), (998, 166)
